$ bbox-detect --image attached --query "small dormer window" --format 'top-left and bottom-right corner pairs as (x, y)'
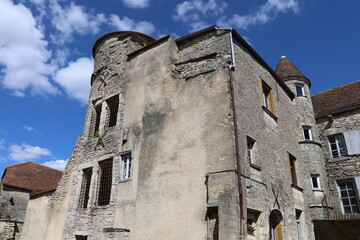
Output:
(295, 84), (305, 97)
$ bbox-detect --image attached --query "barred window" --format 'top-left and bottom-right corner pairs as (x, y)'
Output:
(98, 159), (113, 206)
(107, 95), (119, 128)
(120, 152), (132, 181)
(78, 168), (92, 209)
(89, 104), (102, 138)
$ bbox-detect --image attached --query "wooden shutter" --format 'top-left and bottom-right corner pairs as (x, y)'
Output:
(269, 90), (276, 115)
(276, 224), (283, 240)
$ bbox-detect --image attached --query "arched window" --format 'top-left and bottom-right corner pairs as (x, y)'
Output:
(269, 210), (283, 240)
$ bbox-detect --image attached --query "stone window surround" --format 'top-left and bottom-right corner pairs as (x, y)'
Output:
(302, 126), (313, 141)
(119, 151), (132, 182)
(260, 79), (276, 117)
(76, 154), (117, 209)
(310, 174), (321, 190)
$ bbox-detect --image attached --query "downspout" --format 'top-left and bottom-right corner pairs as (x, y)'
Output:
(215, 26), (244, 237)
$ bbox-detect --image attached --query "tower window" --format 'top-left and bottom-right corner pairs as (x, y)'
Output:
(106, 95), (119, 128)
(310, 175), (321, 190)
(98, 159), (113, 206)
(78, 168), (92, 209)
(302, 126), (312, 140)
(247, 136), (256, 165)
(295, 84), (305, 97)
(120, 152), (132, 181)
(90, 104), (102, 137)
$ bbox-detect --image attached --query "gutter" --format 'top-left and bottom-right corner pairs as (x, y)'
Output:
(215, 26), (244, 238)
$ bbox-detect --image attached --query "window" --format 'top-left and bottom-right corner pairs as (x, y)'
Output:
(260, 80), (276, 115)
(288, 153), (298, 186)
(328, 134), (347, 158)
(207, 206), (218, 240)
(247, 137), (256, 164)
(106, 95), (119, 128)
(295, 210), (302, 240)
(311, 175), (321, 190)
(302, 126), (312, 140)
(120, 152), (132, 181)
(98, 159), (113, 206)
(337, 180), (359, 214)
(75, 236), (88, 240)
(90, 104), (102, 137)
(78, 168), (92, 209)
(295, 84), (305, 97)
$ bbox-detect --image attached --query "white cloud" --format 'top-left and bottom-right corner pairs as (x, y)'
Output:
(9, 143), (51, 162)
(54, 57), (92, 104)
(23, 125), (40, 133)
(109, 14), (155, 35)
(42, 159), (68, 171)
(121, 0), (150, 9)
(0, 0), (57, 97)
(217, 0), (299, 30)
(173, 0), (228, 22)
(49, 0), (106, 44)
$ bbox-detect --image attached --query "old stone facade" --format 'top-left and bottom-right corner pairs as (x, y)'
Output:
(311, 81), (360, 240)
(19, 26), (358, 240)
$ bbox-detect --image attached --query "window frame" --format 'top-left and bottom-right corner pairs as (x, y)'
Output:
(328, 134), (347, 158)
(97, 159), (113, 206)
(337, 179), (360, 214)
(260, 79), (276, 115)
(288, 153), (298, 186)
(295, 84), (305, 97)
(302, 126), (313, 141)
(78, 167), (93, 209)
(106, 95), (119, 128)
(120, 152), (132, 182)
(310, 174), (321, 190)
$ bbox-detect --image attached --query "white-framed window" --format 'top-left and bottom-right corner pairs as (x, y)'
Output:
(310, 175), (321, 190)
(337, 180), (359, 214)
(328, 134), (347, 158)
(302, 126), (312, 140)
(247, 136), (256, 164)
(120, 152), (132, 181)
(295, 84), (305, 97)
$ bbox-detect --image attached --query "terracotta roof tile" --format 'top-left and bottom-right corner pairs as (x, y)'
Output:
(1, 162), (62, 192)
(275, 56), (311, 87)
(312, 80), (360, 117)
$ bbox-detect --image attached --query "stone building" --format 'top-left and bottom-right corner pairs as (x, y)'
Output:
(311, 81), (360, 240)
(19, 26), (349, 240)
(0, 162), (62, 240)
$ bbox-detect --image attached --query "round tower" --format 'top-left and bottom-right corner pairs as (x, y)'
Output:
(276, 56), (330, 222)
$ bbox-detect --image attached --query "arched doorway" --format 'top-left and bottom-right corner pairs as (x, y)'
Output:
(269, 209), (283, 240)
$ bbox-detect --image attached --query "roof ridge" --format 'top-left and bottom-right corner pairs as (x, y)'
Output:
(5, 161), (63, 172)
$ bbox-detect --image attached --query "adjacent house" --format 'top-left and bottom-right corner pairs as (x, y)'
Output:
(0, 162), (62, 240)
(312, 81), (360, 239)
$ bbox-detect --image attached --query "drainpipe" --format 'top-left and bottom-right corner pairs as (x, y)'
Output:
(215, 26), (244, 237)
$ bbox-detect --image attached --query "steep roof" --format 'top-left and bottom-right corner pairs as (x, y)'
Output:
(312, 80), (360, 118)
(275, 56), (311, 87)
(1, 162), (62, 192)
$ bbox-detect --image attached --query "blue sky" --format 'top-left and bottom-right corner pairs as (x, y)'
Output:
(0, 0), (360, 175)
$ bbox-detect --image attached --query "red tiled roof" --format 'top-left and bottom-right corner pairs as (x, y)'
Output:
(312, 80), (360, 117)
(275, 56), (311, 87)
(1, 162), (62, 192)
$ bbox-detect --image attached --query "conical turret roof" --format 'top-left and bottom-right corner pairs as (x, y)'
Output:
(275, 56), (311, 87)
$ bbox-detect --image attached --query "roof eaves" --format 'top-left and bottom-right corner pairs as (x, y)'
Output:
(315, 104), (360, 119)
(230, 29), (295, 100)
